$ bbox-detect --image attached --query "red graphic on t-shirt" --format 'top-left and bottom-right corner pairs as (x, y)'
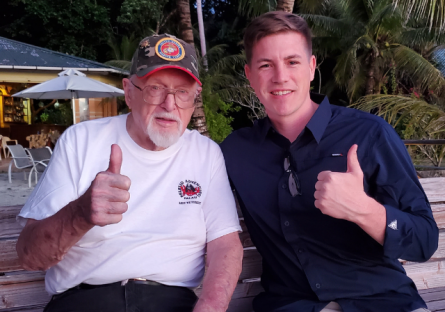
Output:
(180, 184), (200, 196)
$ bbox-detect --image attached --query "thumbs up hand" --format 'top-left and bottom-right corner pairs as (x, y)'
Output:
(77, 144), (131, 227)
(314, 145), (369, 222)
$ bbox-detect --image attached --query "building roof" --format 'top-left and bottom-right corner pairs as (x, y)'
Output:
(0, 36), (127, 74)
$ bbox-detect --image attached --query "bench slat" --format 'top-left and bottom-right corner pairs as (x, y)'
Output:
(0, 206), (22, 240)
(0, 277), (50, 310)
(404, 260), (445, 290)
(421, 178), (445, 203)
(0, 239), (21, 273)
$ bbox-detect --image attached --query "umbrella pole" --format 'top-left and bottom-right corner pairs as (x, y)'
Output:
(72, 93), (76, 125)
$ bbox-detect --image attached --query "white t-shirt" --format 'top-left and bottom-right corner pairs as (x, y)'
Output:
(18, 114), (241, 295)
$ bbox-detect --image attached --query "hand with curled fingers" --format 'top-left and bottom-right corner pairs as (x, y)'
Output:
(77, 144), (131, 227)
(314, 144), (371, 222)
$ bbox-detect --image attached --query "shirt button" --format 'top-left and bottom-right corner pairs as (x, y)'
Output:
(284, 221), (290, 226)
(315, 283), (321, 289)
(281, 183), (287, 189)
(298, 249), (304, 253)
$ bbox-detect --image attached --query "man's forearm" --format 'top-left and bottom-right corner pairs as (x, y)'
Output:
(16, 199), (93, 271)
(353, 196), (386, 245)
(193, 233), (243, 312)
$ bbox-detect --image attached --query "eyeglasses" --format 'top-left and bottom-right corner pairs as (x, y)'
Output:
(284, 152), (301, 197)
(129, 80), (197, 109)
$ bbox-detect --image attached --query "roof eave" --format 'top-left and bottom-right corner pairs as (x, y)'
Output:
(0, 65), (129, 75)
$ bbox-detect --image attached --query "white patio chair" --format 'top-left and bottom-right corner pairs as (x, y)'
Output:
(25, 147), (52, 187)
(2, 136), (18, 158)
(7, 144), (33, 184)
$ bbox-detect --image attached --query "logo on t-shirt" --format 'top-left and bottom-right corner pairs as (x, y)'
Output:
(178, 180), (202, 205)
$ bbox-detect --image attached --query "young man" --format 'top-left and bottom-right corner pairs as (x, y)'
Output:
(17, 34), (243, 312)
(221, 11), (438, 312)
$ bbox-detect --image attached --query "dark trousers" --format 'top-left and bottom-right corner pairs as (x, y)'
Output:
(43, 280), (198, 312)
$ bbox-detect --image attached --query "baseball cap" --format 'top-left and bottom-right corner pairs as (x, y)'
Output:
(130, 34), (201, 86)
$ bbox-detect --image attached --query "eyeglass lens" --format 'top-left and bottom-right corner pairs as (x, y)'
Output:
(144, 87), (195, 108)
(284, 155), (301, 197)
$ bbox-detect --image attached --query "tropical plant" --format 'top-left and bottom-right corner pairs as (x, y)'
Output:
(300, 0), (445, 102)
(353, 94), (445, 166)
(201, 46), (266, 122)
(393, 0), (445, 32)
(117, 0), (175, 36)
(238, 0), (296, 17)
(105, 34), (139, 71)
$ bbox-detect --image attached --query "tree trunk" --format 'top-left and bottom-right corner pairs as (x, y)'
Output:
(176, 0), (209, 137)
(365, 55), (376, 95)
(276, 0), (295, 12)
(177, 0), (195, 47)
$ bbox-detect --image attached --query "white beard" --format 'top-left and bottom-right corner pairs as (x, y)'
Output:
(146, 112), (183, 148)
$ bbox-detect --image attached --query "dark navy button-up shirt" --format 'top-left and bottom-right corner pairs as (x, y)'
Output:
(220, 94), (439, 312)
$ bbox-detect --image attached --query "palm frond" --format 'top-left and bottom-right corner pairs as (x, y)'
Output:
(299, 14), (347, 36)
(351, 94), (445, 137)
(297, 0), (331, 14)
(393, 0), (445, 31)
(238, 0), (275, 17)
(391, 44), (445, 95)
(104, 60), (132, 71)
(398, 27), (445, 48)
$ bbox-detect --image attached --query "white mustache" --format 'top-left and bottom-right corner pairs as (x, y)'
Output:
(152, 112), (181, 123)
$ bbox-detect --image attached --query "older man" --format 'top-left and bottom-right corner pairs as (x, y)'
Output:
(17, 34), (243, 312)
(221, 12), (438, 312)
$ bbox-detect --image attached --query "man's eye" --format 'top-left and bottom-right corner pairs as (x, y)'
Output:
(178, 90), (188, 94)
(260, 64), (270, 68)
(150, 86), (161, 91)
(289, 61), (299, 65)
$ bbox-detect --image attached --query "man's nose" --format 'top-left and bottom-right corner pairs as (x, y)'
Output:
(272, 64), (289, 84)
(160, 93), (177, 111)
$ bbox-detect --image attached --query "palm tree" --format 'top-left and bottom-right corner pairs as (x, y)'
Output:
(276, 0), (295, 12)
(176, 0), (209, 136)
(105, 34), (139, 71)
(300, 0), (445, 102)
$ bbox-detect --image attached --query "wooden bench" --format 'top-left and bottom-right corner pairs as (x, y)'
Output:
(1, 177), (444, 311)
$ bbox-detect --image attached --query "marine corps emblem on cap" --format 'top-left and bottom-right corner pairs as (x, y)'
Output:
(155, 38), (185, 61)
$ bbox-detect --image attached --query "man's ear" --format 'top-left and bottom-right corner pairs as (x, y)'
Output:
(122, 78), (133, 109)
(245, 64), (251, 81)
(309, 55), (316, 82)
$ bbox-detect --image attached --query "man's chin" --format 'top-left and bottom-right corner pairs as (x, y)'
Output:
(146, 128), (182, 149)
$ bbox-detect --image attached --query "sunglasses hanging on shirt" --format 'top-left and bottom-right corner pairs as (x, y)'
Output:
(284, 152), (301, 197)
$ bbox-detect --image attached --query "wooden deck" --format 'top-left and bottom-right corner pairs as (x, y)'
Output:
(0, 177), (444, 311)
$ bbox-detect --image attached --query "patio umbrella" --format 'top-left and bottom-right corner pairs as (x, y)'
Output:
(12, 69), (125, 124)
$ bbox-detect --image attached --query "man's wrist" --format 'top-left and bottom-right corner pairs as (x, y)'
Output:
(66, 199), (94, 233)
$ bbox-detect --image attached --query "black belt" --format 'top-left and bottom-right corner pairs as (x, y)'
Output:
(76, 279), (162, 290)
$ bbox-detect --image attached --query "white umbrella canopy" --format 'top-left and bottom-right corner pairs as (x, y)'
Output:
(12, 69), (125, 124)
(12, 69), (125, 99)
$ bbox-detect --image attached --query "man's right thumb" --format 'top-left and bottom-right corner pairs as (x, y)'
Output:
(107, 144), (123, 174)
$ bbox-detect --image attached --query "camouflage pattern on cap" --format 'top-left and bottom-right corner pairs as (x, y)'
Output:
(130, 34), (201, 86)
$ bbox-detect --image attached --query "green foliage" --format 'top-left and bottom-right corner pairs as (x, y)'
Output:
(202, 89), (240, 143)
(117, 0), (168, 35)
(40, 112), (49, 123)
(6, 0), (111, 60)
(39, 102), (73, 125)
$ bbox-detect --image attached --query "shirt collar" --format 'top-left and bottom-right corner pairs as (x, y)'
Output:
(256, 93), (332, 145)
(306, 93), (332, 144)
